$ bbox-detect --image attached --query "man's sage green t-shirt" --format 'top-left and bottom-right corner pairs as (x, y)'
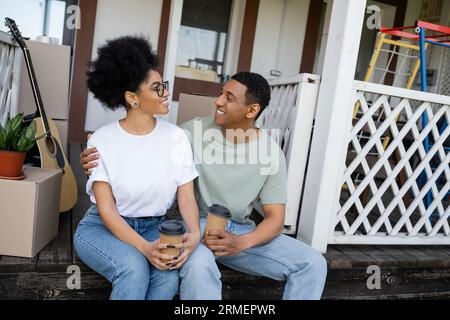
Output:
(181, 116), (287, 224)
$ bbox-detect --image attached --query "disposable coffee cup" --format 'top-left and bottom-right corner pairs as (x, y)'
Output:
(159, 220), (186, 259)
(204, 204), (232, 240)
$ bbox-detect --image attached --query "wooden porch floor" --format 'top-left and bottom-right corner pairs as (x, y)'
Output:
(0, 144), (449, 300)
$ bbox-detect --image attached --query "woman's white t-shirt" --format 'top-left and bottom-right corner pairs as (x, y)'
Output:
(86, 119), (198, 218)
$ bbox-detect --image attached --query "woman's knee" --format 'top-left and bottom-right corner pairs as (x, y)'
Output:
(74, 231), (151, 285)
(109, 255), (151, 300)
(115, 252), (151, 282)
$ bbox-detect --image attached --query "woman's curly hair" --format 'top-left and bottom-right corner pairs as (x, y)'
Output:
(86, 36), (159, 110)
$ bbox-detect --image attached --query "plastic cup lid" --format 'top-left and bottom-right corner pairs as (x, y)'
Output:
(158, 220), (186, 236)
(208, 204), (231, 219)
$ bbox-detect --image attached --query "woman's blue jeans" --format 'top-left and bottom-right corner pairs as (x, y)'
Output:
(73, 205), (179, 300)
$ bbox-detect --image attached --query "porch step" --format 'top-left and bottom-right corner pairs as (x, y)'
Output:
(1, 245), (450, 300)
(0, 266), (284, 300)
(2, 144), (449, 300)
(324, 245), (450, 300)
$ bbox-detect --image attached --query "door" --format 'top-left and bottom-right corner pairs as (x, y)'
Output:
(170, 0), (244, 99)
(163, 0), (259, 123)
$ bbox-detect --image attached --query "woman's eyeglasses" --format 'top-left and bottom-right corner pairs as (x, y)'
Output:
(153, 81), (169, 97)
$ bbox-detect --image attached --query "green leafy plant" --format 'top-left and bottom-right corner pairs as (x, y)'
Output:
(0, 113), (45, 152)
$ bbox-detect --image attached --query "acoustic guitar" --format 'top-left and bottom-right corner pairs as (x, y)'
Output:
(5, 17), (77, 213)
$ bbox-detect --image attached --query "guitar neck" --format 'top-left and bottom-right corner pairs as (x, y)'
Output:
(23, 47), (51, 134)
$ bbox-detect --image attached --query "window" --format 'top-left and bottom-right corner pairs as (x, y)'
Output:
(0, 0), (71, 46)
(45, 0), (66, 44)
(175, 0), (233, 83)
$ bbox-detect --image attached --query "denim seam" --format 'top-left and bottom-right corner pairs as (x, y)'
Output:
(74, 233), (119, 281)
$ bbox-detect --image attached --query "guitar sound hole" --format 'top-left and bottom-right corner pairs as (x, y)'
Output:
(46, 136), (56, 156)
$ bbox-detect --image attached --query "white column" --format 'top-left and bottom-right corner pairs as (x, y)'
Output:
(223, 0), (246, 77)
(297, 0), (367, 253)
(162, 0), (183, 123)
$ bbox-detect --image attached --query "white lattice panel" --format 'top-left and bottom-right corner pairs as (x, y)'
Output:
(258, 79), (300, 155)
(333, 81), (450, 245)
(255, 74), (321, 233)
(0, 31), (22, 127)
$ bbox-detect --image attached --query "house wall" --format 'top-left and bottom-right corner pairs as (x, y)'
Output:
(314, 0), (332, 75)
(317, 0), (401, 77)
(404, 0), (423, 26)
(315, 0), (449, 93)
(0, 0), (46, 40)
(355, 0), (397, 81)
(430, 0), (450, 95)
(251, 0), (310, 80)
(401, 0), (449, 94)
(84, 0), (163, 132)
(436, 0), (450, 96)
(167, 0), (246, 124)
(84, 0), (312, 129)
(224, 0), (246, 77)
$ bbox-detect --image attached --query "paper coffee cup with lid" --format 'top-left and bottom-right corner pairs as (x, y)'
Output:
(159, 220), (186, 259)
(204, 204), (232, 240)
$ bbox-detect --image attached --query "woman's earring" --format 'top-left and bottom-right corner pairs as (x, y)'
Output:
(131, 101), (139, 109)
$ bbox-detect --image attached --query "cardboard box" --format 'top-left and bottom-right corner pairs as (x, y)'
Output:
(18, 40), (71, 120)
(0, 167), (63, 258)
(177, 93), (216, 125)
(54, 120), (68, 155)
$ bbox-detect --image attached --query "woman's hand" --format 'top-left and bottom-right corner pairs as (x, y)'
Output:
(169, 232), (201, 270)
(142, 239), (179, 271)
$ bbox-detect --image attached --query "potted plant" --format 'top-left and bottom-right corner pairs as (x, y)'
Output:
(0, 113), (44, 179)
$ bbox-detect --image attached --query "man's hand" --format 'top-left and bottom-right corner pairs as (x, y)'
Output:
(203, 229), (248, 257)
(169, 232), (201, 270)
(80, 147), (99, 176)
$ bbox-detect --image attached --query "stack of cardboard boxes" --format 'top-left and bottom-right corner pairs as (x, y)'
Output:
(17, 39), (71, 154)
(0, 167), (62, 258)
(0, 40), (70, 258)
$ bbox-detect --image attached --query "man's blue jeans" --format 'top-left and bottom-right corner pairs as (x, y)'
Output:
(73, 205), (179, 300)
(179, 218), (328, 300)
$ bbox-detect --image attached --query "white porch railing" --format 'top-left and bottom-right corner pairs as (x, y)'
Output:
(300, 80), (450, 250)
(256, 74), (320, 234)
(0, 31), (22, 126)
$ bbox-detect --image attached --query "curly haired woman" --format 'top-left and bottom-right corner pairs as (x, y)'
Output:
(73, 36), (201, 300)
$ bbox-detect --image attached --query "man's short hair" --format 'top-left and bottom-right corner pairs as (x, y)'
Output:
(231, 72), (271, 119)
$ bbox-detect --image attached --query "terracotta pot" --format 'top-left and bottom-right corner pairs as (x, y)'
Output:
(0, 150), (26, 178)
